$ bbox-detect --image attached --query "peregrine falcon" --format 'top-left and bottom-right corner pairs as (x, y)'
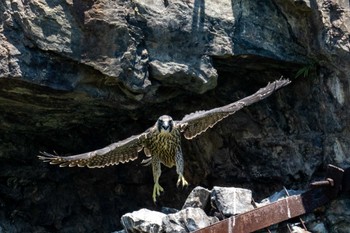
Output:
(38, 78), (290, 202)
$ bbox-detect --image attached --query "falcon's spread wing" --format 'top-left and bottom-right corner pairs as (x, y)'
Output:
(38, 131), (150, 168)
(177, 78), (291, 139)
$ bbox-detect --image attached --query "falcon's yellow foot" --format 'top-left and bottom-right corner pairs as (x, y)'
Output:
(152, 182), (164, 202)
(176, 175), (188, 188)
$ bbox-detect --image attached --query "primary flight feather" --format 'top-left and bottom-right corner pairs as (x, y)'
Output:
(38, 78), (290, 202)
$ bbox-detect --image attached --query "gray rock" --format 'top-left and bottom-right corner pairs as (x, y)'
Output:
(182, 186), (210, 210)
(291, 226), (311, 233)
(121, 208), (166, 233)
(0, 0), (321, 98)
(308, 222), (328, 233)
(325, 198), (350, 233)
(162, 207), (218, 233)
(211, 186), (254, 216)
(149, 56), (218, 94)
(0, 39), (22, 78)
(111, 230), (127, 233)
(303, 213), (328, 233)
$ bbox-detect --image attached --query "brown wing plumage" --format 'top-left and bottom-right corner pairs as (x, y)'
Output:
(177, 78), (291, 139)
(38, 131), (150, 168)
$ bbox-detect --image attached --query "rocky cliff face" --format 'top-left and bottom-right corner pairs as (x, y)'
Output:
(1, 0), (350, 232)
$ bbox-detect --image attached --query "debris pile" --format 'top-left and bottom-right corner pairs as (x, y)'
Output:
(115, 186), (258, 233)
(115, 182), (350, 233)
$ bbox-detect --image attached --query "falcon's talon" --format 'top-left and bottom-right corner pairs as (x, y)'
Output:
(177, 175), (188, 188)
(141, 158), (152, 166)
(152, 182), (164, 202)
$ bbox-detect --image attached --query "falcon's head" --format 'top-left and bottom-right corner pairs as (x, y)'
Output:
(157, 115), (174, 133)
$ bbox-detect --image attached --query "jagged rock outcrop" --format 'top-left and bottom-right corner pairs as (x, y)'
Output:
(0, 0), (350, 232)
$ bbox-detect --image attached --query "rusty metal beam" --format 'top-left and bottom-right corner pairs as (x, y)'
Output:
(194, 190), (327, 233)
(194, 164), (349, 233)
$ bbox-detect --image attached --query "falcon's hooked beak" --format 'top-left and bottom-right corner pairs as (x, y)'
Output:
(157, 115), (174, 133)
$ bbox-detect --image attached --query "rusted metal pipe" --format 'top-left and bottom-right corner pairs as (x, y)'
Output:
(310, 178), (334, 188)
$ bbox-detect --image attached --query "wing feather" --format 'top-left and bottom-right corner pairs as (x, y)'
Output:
(177, 78), (290, 139)
(38, 131), (149, 168)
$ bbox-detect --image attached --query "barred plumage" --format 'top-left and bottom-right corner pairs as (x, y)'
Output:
(38, 78), (290, 202)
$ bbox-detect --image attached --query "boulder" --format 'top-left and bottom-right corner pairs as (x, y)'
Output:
(325, 198), (350, 233)
(211, 186), (254, 216)
(291, 226), (311, 233)
(120, 208), (166, 233)
(182, 186), (210, 210)
(162, 207), (218, 233)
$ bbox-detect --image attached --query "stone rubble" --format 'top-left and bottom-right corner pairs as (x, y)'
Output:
(118, 186), (350, 233)
(119, 186), (259, 232)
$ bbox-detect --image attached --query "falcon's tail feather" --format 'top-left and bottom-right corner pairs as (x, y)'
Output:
(38, 151), (58, 162)
(38, 151), (74, 167)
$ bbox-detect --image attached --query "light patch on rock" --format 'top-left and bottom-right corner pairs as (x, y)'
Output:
(182, 186), (210, 210)
(333, 138), (349, 165)
(162, 207), (218, 233)
(327, 75), (344, 105)
(211, 186), (254, 216)
(121, 208), (166, 233)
